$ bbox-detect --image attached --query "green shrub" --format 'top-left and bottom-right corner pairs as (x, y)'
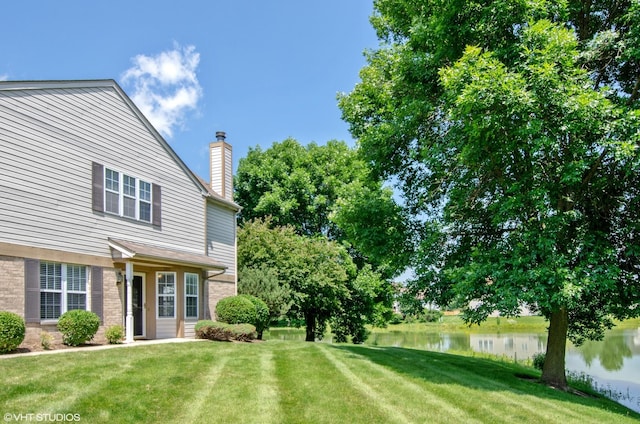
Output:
(195, 320), (256, 342)
(389, 313), (404, 324)
(57, 310), (100, 346)
(238, 294), (270, 339)
(0, 311), (25, 353)
(40, 331), (54, 350)
(105, 325), (124, 344)
(421, 309), (443, 323)
(532, 352), (546, 371)
(215, 296), (257, 325)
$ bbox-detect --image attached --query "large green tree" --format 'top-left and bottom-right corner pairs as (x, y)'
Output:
(238, 218), (352, 341)
(339, 0), (640, 389)
(235, 138), (367, 238)
(234, 138), (412, 278)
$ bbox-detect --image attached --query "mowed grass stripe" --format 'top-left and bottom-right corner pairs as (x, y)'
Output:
(255, 348), (281, 424)
(361, 346), (595, 423)
(317, 345), (411, 424)
(2, 340), (638, 423)
(323, 345), (484, 424)
(335, 345), (521, 422)
(339, 345), (632, 424)
(1, 352), (133, 416)
(184, 342), (277, 423)
(273, 341), (394, 423)
(70, 344), (223, 422)
(385, 348), (613, 424)
(177, 356), (229, 424)
(319, 344), (480, 424)
(373, 349), (563, 422)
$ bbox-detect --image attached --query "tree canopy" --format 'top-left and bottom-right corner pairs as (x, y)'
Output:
(237, 218), (391, 342)
(235, 137), (412, 278)
(339, 0), (640, 389)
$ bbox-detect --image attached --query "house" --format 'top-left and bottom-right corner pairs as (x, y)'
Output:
(0, 79), (240, 343)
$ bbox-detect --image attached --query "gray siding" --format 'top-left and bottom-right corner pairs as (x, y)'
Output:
(156, 318), (176, 339)
(206, 203), (236, 276)
(0, 85), (206, 258)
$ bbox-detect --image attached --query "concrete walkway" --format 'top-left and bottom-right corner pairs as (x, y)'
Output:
(0, 338), (206, 359)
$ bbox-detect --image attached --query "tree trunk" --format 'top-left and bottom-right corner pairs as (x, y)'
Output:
(541, 307), (569, 389)
(305, 312), (316, 342)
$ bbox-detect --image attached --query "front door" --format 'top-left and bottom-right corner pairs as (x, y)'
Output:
(132, 275), (144, 337)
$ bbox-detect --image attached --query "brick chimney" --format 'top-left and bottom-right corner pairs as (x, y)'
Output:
(209, 131), (233, 201)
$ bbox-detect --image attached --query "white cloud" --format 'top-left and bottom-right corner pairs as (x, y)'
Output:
(0, 74), (8, 81)
(121, 43), (202, 138)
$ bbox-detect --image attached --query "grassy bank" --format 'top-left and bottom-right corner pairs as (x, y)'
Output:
(1, 340), (638, 423)
(373, 315), (640, 334)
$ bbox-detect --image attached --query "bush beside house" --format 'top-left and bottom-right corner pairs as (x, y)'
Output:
(0, 311), (26, 353)
(195, 320), (256, 342)
(238, 294), (270, 339)
(105, 325), (124, 344)
(57, 310), (100, 346)
(215, 296), (257, 325)
(195, 295), (271, 342)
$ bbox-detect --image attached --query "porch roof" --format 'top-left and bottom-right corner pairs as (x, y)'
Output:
(108, 238), (227, 271)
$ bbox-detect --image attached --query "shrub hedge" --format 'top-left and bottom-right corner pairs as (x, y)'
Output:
(57, 310), (100, 346)
(215, 296), (256, 325)
(105, 325), (124, 344)
(532, 352), (546, 371)
(195, 320), (256, 342)
(238, 294), (270, 339)
(0, 311), (25, 353)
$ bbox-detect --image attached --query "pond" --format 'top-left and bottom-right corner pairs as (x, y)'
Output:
(266, 325), (640, 413)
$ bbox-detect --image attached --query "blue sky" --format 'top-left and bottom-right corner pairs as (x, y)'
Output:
(0, 1), (379, 178)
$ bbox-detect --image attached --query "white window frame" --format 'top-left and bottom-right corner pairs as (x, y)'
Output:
(104, 167), (153, 223)
(156, 272), (176, 319)
(184, 273), (199, 320)
(40, 261), (88, 321)
(104, 168), (120, 215)
(138, 180), (152, 223)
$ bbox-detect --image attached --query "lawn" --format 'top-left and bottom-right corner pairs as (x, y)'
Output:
(1, 340), (638, 423)
(372, 315), (552, 334)
(374, 315), (640, 334)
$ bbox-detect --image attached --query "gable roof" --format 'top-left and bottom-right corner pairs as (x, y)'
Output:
(195, 175), (242, 211)
(0, 79), (238, 209)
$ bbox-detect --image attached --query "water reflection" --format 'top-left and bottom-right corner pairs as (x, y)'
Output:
(574, 331), (634, 371)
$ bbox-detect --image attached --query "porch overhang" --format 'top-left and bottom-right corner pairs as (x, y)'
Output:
(108, 238), (227, 271)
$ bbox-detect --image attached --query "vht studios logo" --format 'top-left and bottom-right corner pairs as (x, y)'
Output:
(4, 413), (81, 422)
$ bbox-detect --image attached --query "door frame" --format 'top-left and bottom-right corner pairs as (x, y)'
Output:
(131, 272), (147, 339)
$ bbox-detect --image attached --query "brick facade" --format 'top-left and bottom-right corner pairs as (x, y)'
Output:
(0, 256), (24, 315)
(207, 278), (237, 320)
(101, 267), (123, 327)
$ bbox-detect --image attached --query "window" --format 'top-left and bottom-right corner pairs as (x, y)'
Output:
(105, 168), (120, 214)
(139, 181), (151, 222)
(123, 174), (136, 218)
(184, 273), (199, 319)
(104, 167), (153, 223)
(157, 272), (176, 318)
(40, 262), (87, 320)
